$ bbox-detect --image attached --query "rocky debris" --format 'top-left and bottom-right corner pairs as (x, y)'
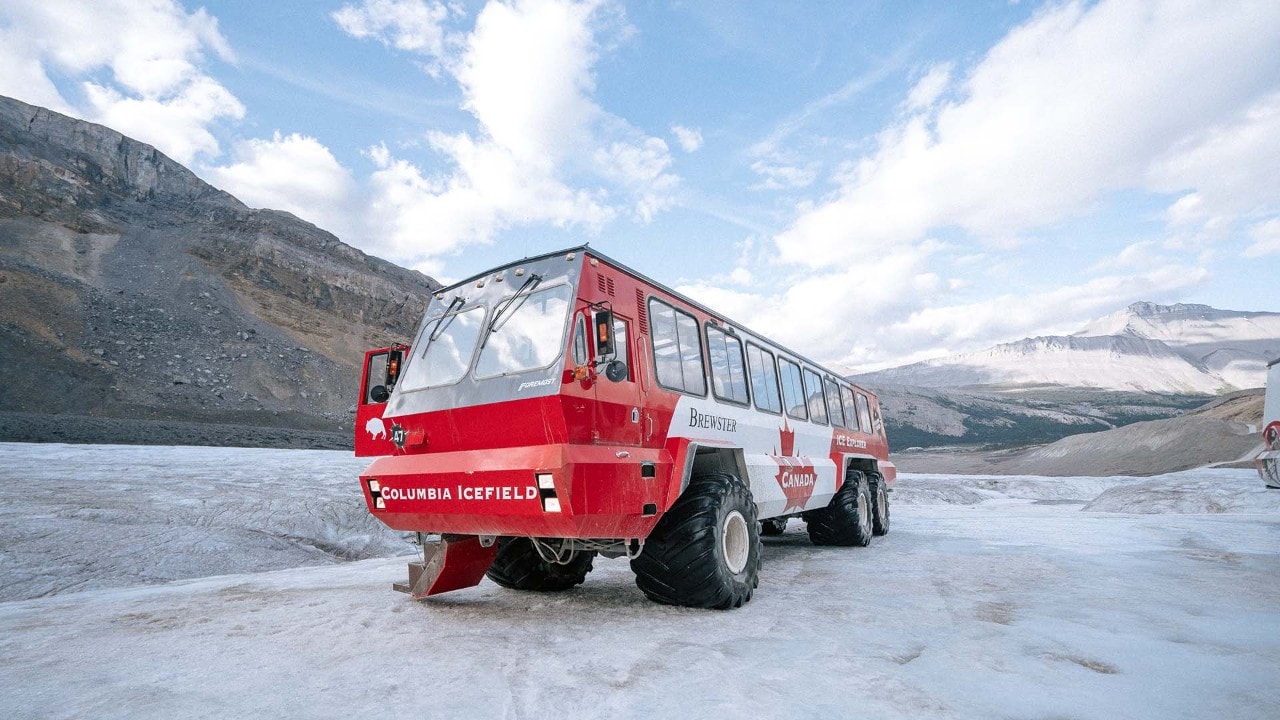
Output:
(0, 95), (439, 446)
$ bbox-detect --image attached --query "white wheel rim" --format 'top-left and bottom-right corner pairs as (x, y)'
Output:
(859, 489), (871, 530)
(722, 510), (750, 575)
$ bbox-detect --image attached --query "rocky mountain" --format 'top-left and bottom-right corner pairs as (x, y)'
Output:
(0, 95), (437, 446)
(855, 302), (1280, 395)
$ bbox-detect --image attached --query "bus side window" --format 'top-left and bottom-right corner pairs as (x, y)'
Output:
(856, 392), (873, 434)
(649, 298), (706, 396)
(706, 324), (749, 405)
(824, 377), (845, 428)
(839, 385), (858, 429)
(803, 367), (828, 424)
(779, 358), (807, 421)
(746, 343), (782, 414)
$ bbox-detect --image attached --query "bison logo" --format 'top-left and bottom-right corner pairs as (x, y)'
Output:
(365, 417), (387, 441)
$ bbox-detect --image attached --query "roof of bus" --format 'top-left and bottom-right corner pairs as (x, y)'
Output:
(431, 245), (879, 399)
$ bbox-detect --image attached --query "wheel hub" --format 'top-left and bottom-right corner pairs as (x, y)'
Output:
(721, 510), (749, 575)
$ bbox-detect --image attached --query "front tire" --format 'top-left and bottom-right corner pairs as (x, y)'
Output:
(631, 473), (761, 609)
(485, 537), (595, 591)
(805, 470), (873, 547)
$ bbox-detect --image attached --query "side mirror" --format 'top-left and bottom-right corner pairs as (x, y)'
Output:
(385, 347), (404, 388)
(594, 309), (616, 358)
(604, 359), (628, 383)
(369, 385), (391, 403)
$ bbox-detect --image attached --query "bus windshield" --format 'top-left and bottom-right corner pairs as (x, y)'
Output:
(396, 282), (575, 392)
(399, 304), (486, 391)
(475, 284), (575, 378)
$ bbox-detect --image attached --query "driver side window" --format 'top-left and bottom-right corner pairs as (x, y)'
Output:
(572, 313), (589, 365)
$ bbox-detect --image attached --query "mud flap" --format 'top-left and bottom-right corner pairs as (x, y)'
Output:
(393, 534), (499, 598)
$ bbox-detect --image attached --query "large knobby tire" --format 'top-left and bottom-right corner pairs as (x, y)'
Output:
(869, 471), (890, 536)
(485, 537), (595, 592)
(805, 470), (873, 547)
(631, 473), (762, 610)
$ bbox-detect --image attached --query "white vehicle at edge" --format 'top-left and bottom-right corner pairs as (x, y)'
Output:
(1259, 357), (1280, 489)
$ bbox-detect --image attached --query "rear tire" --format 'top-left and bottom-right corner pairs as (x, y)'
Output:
(485, 537), (595, 591)
(805, 470), (873, 547)
(869, 471), (890, 536)
(631, 472), (761, 609)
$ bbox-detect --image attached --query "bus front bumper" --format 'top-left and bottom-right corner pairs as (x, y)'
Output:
(360, 444), (673, 540)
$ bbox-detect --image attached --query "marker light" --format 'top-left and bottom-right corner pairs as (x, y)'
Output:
(536, 473), (555, 489)
(543, 497), (561, 513)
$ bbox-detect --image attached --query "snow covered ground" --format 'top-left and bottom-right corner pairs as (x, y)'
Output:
(2, 444), (1278, 719)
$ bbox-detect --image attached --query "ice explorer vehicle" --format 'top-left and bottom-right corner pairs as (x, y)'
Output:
(355, 248), (896, 608)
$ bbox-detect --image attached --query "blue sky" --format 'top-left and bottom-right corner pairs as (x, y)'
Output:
(2, 0), (1278, 372)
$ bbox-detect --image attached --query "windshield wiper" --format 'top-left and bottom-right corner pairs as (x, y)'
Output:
(479, 274), (542, 349)
(420, 296), (465, 356)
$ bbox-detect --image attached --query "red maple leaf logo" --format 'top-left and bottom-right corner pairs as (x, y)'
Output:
(772, 420), (818, 512)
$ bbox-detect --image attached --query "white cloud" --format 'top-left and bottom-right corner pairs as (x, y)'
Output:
(1150, 91), (1280, 231)
(774, 0), (1280, 269)
(1245, 218), (1280, 258)
(594, 137), (678, 221)
(0, 0), (243, 164)
(348, 0), (678, 268)
(671, 125), (703, 152)
(682, 248), (1211, 375)
(749, 160), (817, 191)
(904, 63), (951, 111)
(332, 0), (453, 57)
(206, 132), (361, 240)
(880, 263), (1209, 357)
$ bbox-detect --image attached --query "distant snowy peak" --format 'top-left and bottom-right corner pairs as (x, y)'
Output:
(858, 334), (1228, 394)
(1074, 302), (1280, 346)
(856, 302), (1280, 394)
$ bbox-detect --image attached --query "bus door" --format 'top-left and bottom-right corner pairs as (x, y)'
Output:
(590, 308), (643, 446)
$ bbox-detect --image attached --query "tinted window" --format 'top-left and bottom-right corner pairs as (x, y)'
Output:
(825, 378), (846, 428)
(839, 385), (857, 426)
(856, 392), (873, 434)
(778, 358), (807, 420)
(707, 325), (749, 405)
(746, 343), (782, 414)
(649, 298), (706, 395)
(475, 284), (575, 378)
(803, 368), (827, 424)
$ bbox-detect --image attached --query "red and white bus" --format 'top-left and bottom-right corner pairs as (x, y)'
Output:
(355, 247), (896, 609)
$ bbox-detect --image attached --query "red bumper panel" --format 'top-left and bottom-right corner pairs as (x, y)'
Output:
(361, 444), (672, 538)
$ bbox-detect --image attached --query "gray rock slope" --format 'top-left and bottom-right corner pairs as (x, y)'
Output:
(0, 95), (438, 442)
